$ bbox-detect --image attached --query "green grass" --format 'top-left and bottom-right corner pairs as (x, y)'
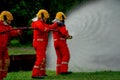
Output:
(4, 71), (120, 80)
(9, 39), (34, 55)
(8, 46), (35, 55)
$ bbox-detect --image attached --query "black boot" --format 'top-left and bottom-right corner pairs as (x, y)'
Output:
(32, 76), (44, 79)
(44, 74), (48, 76)
(60, 72), (72, 75)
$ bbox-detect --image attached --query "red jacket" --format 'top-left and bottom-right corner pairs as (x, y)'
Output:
(0, 21), (20, 47)
(52, 25), (69, 39)
(32, 20), (49, 42)
(31, 20), (57, 46)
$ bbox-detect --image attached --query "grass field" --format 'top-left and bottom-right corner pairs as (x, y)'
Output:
(4, 71), (120, 80)
(8, 46), (35, 55)
(7, 46), (120, 80)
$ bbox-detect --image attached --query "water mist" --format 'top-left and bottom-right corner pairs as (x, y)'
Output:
(47, 0), (120, 72)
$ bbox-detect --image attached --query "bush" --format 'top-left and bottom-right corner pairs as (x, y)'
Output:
(9, 39), (22, 47)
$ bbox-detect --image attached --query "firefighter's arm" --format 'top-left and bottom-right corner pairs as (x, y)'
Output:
(9, 27), (22, 36)
(65, 35), (72, 39)
(48, 22), (58, 29)
(48, 19), (65, 32)
(59, 26), (72, 39)
(36, 22), (50, 32)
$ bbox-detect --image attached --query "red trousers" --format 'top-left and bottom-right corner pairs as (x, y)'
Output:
(54, 39), (70, 75)
(32, 41), (47, 76)
(0, 47), (10, 80)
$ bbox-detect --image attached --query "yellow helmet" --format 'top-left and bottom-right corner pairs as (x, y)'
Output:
(55, 12), (66, 21)
(36, 9), (49, 19)
(0, 11), (13, 21)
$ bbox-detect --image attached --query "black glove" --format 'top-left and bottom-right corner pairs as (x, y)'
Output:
(66, 35), (73, 39)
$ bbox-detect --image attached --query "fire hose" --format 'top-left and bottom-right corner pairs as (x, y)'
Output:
(0, 27), (37, 34)
(0, 27), (72, 39)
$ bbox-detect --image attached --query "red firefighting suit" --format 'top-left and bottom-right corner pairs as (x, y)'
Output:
(52, 24), (70, 75)
(0, 21), (20, 80)
(31, 19), (57, 77)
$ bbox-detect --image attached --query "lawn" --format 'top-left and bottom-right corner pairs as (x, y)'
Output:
(4, 71), (120, 80)
(8, 46), (35, 55)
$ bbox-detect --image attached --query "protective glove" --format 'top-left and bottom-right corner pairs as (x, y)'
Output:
(17, 30), (23, 35)
(66, 35), (73, 39)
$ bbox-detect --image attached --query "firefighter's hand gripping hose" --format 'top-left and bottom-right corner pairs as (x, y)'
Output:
(66, 35), (73, 39)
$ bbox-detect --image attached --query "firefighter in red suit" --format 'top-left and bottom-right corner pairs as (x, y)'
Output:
(52, 12), (72, 75)
(0, 11), (21, 80)
(31, 9), (58, 79)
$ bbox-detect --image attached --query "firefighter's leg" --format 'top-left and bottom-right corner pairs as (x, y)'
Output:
(55, 47), (62, 75)
(32, 58), (46, 79)
(33, 58), (46, 76)
(2, 48), (10, 78)
(32, 56), (44, 77)
(54, 41), (62, 75)
(32, 44), (46, 77)
(0, 48), (3, 80)
(0, 60), (3, 80)
(40, 58), (46, 76)
(60, 41), (70, 73)
(39, 42), (47, 76)
(32, 65), (41, 76)
(2, 59), (10, 78)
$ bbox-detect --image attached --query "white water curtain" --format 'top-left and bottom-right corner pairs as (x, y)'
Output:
(47, 0), (120, 72)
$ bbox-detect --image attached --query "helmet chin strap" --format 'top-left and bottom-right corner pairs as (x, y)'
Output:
(41, 13), (45, 22)
(62, 15), (65, 23)
(3, 15), (9, 25)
